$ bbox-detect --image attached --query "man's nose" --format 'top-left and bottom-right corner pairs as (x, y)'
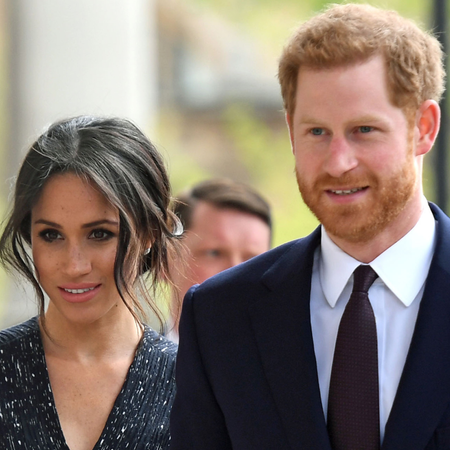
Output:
(322, 136), (358, 178)
(229, 254), (245, 268)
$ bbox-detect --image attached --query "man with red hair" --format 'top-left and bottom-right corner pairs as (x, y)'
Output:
(171, 4), (448, 449)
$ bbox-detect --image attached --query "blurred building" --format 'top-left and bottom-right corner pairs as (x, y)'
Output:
(158, 0), (280, 110)
(156, 0), (284, 182)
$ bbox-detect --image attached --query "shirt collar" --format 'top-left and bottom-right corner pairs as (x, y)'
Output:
(320, 200), (436, 308)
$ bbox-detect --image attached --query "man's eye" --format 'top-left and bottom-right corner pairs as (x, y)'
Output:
(310, 128), (325, 136)
(359, 126), (373, 133)
(204, 249), (221, 258)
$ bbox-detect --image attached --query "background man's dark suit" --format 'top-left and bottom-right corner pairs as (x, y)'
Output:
(170, 203), (450, 450)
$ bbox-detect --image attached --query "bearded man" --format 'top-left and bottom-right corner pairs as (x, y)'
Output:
(170, 4), (448, 449)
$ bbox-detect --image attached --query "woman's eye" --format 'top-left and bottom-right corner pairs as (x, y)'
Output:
(310, 128), (325, 136)
(89, 229), (114, 240)
(39, 229), (61, 242)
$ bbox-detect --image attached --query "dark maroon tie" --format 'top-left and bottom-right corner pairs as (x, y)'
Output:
(327, 265), (380, 450)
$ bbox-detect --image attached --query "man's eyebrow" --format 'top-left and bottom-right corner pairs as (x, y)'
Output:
(297, 115), (322, 124)
(348, 114), (386, 124)
(33, 219), (119, 228)
(298, 114), (384, 124)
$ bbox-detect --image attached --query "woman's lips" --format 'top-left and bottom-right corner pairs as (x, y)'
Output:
(58, 284), (101, 303)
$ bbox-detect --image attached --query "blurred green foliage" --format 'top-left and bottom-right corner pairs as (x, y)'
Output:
(164, 0), (440, 248)
(188, 0), (431, 57)
(222, 104), (319, 245)
(164, 0), (440, 249)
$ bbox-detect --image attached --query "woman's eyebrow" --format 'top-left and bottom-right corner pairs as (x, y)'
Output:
(81, 219), (119, 229)
(33, 219), (119, 228)
(33, 219), (61, 228)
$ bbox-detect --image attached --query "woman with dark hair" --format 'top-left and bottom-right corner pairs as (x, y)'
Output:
(0, 116), (182, 450)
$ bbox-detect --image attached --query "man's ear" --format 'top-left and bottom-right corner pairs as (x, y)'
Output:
(285, 113), (295, 154)
(415, 100), (441, 157)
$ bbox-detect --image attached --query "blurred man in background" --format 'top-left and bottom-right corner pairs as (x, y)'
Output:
(167, 178), (272, 342)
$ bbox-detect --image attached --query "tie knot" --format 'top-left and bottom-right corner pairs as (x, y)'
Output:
(352, 265), (378, 294)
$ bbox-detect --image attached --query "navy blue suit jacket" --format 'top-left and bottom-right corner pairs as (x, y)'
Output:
(170, 203), (450, 449)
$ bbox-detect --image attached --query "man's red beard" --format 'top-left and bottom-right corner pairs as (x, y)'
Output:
(295, 154), (417, 243)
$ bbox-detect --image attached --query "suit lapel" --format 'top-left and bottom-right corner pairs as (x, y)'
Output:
(383, 203), (450, 449)
(248, 228), (332, 450)
(246, 204), (450, 449)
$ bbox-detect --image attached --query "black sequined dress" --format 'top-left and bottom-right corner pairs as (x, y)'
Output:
(0, 317), (177, 450)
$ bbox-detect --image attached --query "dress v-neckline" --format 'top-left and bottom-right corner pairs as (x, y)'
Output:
(36, 320), (145, 450)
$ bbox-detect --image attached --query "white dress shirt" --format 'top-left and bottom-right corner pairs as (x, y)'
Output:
(310, 200), (436, 442)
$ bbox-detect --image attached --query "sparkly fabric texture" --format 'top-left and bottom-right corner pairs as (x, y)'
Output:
(328, 265), (380, 450)
(0, 317), (177, 450)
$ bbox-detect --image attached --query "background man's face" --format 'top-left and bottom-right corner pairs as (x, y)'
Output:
(289, 55), (420, 244)
(178, 201), (270, 299)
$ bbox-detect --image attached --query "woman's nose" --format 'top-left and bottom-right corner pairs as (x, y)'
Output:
(62, 244), (92, 277)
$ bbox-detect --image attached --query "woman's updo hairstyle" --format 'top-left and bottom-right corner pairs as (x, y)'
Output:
(0, 116), (182, 328)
